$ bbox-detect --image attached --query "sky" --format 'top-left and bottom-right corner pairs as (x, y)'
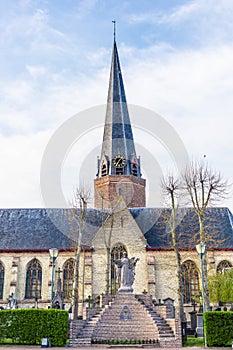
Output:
(0, 0), (233, 211)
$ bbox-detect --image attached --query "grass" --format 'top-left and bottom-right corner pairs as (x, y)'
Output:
(184, 337), (204, 347)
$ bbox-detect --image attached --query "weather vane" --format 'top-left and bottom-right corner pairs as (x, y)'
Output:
(112, 20), (116, 41)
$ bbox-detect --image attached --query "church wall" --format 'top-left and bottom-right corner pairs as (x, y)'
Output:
(0, 254), (14, 301)
(151, 251), (179, 304)
(0, 250), (93, 311)
(0, 252), (52, 306)
(92, 204), (148, 298)
(146, 249), (233, 319)
(1, 247), (233, 314)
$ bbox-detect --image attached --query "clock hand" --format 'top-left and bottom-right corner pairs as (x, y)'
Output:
(116, 159), (121, 167)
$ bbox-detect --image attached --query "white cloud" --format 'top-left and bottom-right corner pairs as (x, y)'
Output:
(0, 1), (232, 211)
(159, 2), (201, 24)
(127, 0), (233, 46)
(127, 2), (200, 25)
(26, 65), (48, 78)
(75, 0), (99, 18)
(122, 43), (233, 210)
(0, 130), (52, 207)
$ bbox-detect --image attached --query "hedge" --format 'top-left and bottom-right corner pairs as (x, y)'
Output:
(204, 311), (233, 347)
(0, 308), (68, 346)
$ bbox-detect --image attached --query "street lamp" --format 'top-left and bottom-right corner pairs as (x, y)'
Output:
(196, 242), (206, 313)
(196, 242), (207, 347)
(49, 248), (59, 307)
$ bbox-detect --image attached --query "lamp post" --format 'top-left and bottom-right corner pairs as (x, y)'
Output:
(49, 248), (59, 307)
(196, 242), (206, 312)
(196, 242), (207, 347)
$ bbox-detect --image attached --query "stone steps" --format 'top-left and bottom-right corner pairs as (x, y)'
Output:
(72, 293), (178, 347)
(92, 293), (159, 342)
(137, 299), (176, 341)
(72, 299), (115, 346)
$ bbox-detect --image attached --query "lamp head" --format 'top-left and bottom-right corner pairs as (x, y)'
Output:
(196, 242), (206, 255)
(49, 248), (59, 259)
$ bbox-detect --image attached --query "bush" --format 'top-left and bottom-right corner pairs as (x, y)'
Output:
(0, 309), (68, 346)
(204, 311), (233, 347)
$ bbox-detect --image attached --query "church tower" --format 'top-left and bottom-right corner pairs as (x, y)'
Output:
(94, 39), (146, 208)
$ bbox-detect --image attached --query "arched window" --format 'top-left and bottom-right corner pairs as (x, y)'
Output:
(101, 164), (107, 176)
(63, 259), (75, 299)
(0, 261), (4, 299)
(217, 260), (232, 274)
(111, 244), (127, 294)
(182, 260), (200, 304)
(25, 259), (42, 299)
(131, 164), (138, 176)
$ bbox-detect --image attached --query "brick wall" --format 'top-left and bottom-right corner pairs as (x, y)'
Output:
(94, 175), (146, 208)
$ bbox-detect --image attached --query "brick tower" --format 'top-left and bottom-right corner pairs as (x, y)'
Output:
(94, 39), (146, 208)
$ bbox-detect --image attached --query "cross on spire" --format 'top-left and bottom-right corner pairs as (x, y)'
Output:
(112, 20), (116, 41)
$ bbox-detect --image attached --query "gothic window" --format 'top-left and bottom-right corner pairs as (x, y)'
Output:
(0, 261), (4, 299)
(101, 163), (107, 177)
(131, 155), (138, 176)
(25, 259), (42, 299)
(182, 260), (200, 304)
(131, 163), (138, 176)
(63, 259), (75, 299)
(217, 260), (232, 274)
(111, 244), (127, 294)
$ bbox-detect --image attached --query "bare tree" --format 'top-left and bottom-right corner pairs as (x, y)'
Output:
(161, 174), (186, 325)
(98, 194), (124, 295)
(102, 207), (114, 295)
(69, 187), (90, 319)
(183, 160), (229, 311)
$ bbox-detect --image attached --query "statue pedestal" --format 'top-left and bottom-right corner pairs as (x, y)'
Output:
(118, 286), (133, 293)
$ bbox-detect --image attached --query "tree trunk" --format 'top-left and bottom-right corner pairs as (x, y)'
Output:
(198, 213), (211, 311)
(73, 245), (81, 319)
(171, 194), (185, 323)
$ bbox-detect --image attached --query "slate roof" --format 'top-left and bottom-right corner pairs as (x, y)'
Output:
(0, 207), (232, 251)
(0, 208), (104, 251)
(130, 207), (233, 249)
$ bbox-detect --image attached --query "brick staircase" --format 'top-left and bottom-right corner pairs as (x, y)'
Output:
(139, 298), (174, 338)
(72, 303), (113, 347)
(72, 293), (180, 347)
(139, 303), (175, 339)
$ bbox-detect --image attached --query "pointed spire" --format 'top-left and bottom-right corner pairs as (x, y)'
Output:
(97, 37), (141, 178)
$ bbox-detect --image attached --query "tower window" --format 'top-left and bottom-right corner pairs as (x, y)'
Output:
(25, 259), (42, 299)
(101, 164), (107, 177)
(131, 164), (138, 176)
(115, 167), (124, 175)
(182, 260), (200, 304)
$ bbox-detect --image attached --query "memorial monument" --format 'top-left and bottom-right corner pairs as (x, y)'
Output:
(115, 252), (139, 293)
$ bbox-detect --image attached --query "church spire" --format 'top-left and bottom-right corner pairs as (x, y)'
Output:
(94, 35), (146, 209)
(97, 37), (141, 178)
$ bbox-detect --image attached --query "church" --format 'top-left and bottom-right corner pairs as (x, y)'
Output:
(0, 37), (233, 327)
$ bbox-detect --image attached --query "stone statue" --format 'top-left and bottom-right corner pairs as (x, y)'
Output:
(8, 293), (17, 309)
(115, 252), (139, 293)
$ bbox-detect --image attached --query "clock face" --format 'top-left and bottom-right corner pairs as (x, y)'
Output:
(112, 154), (126, 168)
